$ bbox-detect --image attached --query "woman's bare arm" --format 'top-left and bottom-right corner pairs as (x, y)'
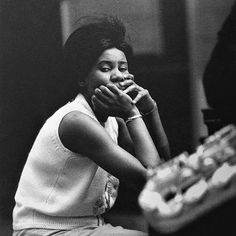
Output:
(59, 111), (148, 191)
(122, 79), (171, 161)
(92, 83), (160, 167)
(142, 106), (171, 161)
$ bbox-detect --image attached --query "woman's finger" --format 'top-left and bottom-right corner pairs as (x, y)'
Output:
(132, 89), (149, 104)
(92, 95), (108, 111)
(94, 88), (111, 103)
(99, 85), (114, 98)
(123, 82), (145, 94)
(106, 83), (122, 95)
(123, 84), (137, 94)
(119, 80), (134, 90)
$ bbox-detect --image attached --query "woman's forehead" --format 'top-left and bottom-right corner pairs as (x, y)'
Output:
(98, 48), (127, 62)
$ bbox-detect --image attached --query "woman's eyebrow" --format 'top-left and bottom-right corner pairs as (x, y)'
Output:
(119, 61), (128, 65)
(97, 60), (113, 66)
(97, 60), (128, 67)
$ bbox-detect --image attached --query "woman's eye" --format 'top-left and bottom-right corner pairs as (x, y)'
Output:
(119, 67), (128, 72)
(100, 67), (110, 72)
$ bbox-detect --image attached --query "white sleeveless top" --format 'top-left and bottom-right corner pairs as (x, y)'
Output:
(13, 94), (119, 230)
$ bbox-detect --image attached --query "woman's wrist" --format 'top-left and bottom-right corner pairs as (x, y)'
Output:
(125, 114), (142, 124)
(140, 100), (157, 116)
(123, 105), (140, 120)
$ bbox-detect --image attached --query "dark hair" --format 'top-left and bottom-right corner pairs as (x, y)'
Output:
(63, 15), (133, 100)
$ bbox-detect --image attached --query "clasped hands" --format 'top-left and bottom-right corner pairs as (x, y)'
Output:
(91, 75), (156, 119)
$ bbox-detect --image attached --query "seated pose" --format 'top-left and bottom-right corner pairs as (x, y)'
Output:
(12, 15), (170, 236)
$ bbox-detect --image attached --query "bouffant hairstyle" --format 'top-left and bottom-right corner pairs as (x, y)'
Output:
(63, 15), (133, 100)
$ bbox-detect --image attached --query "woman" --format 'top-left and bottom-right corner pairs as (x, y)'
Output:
(12, 15), (170, 235)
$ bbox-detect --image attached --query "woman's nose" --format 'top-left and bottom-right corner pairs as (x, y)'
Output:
(110, 70), (125, 82)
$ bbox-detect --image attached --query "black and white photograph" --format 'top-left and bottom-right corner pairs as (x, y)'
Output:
(1, 0), (236, 235)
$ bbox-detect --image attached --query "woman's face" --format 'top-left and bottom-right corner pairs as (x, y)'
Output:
(83, 47), (130, 99)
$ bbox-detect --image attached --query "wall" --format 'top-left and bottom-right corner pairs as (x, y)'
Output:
(61, 0), (164, 55)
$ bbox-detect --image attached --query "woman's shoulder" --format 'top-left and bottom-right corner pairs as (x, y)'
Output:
(58, 111), (107, 152)
(60, 110), (100, 133)
(61, 110), (95, 127)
